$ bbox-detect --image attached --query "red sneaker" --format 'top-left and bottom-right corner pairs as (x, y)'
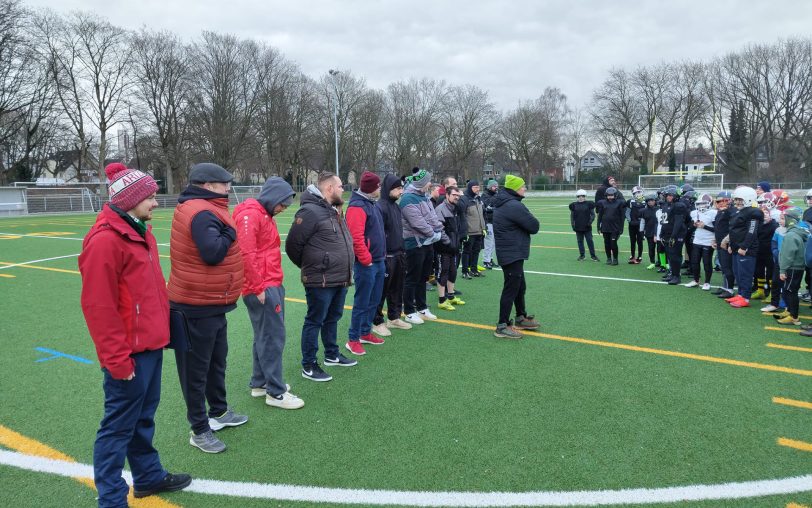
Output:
(729, 297), (750, 308)
(360, 334), (385, 345)
(345, 341), (366, 355)
(725, 295), (740, 302)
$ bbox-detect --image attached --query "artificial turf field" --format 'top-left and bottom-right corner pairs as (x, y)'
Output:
(0, 195), (810, 508)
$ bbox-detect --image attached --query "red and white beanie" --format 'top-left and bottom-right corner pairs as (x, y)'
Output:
(105, 163), (158, 211)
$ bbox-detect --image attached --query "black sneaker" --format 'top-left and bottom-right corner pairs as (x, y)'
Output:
(667, 277), (681, 285)
(577, 255), (585, 261)
(611, 259), (619, 265)
(302, 363), (333, 381)
(591, 256), (600, 262)
(606, 258), (612, 265)
(453, 289), (463, 296)
(324, 353), (358, 367)
(134, 473), (192, 498)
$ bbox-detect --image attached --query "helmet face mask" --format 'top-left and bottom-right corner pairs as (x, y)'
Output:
(605, 187), (617, 199)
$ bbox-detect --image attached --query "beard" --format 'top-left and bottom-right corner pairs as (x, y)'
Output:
(331, 194), (344, 206)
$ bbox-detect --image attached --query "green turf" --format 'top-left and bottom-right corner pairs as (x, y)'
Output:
(0, 197), (810, 507)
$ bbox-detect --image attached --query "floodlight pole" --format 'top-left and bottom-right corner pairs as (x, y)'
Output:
(329, 69), (340, 175)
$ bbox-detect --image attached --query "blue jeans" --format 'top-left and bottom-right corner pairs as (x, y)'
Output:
(349, 260), (385, 341)
(733, 253), (756, 299)
(95, 349), (166, 508)
(301, 286), (347, 366)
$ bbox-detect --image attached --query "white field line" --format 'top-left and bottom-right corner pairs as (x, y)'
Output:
(517, 269), (667, 285)
(0, 451), (810, 506)
(0, 232), (169, 247)
(0, 254), (80, 270)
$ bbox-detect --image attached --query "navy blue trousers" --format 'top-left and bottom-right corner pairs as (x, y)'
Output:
(94, 349), (166, 508)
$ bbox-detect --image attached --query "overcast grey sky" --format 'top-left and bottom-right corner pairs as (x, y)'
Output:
(24, 0), (812, 110)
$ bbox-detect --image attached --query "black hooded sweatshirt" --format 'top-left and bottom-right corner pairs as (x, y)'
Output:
(375, 174), (405, 255)
(569, 200), (595, 232)
(596, 196), (627, 234)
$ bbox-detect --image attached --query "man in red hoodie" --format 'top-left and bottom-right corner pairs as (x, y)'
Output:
(79, 163), (190, 508)
(233, 177), (303, 410)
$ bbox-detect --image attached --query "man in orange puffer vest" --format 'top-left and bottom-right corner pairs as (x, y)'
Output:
(168, 162), (246, 454)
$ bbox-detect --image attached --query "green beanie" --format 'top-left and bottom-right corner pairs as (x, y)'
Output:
(486, 179), (498, 188)
(504, 174), (525, 192)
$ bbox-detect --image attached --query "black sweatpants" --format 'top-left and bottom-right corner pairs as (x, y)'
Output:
(602, 232), (619, 261)
(174, 313), (229, 435)
(498, 260), (527, 325)
(645, 236), (657, 264)
(770, 256), (784, 307)
(629, 227), (643, 259)
(404, 245), (434, 314)
(375, 252), (406, 324)
(755, 250), (774, 294)
(784, 268), (804, 319)
(462, 235), (483, 273)
(717, 247), (735, 291)
(666, 239), (684, 279)
(690, 244), (714, 284)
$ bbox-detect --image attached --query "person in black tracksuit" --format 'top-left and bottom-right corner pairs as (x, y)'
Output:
(660, 187), (688, 285)
(754, 211), (778, 300)
(680, 192), (697, 275)
(373, 175), (407, 328)
(727, 199), (763, 302)
(640, 194), (659, 267)
(569, 191), (598, 261)
(712, 194), (735, 297)
(627, 192), (646, 263)
(596, 188), (626, 265)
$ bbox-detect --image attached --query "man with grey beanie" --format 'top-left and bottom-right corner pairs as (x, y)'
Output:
(233, 177), (304, 410)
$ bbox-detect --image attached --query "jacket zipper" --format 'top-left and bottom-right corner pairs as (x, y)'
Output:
(135, 303), (140, 347)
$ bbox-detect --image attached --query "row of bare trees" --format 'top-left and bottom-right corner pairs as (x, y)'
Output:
(0, 0), (572, 191)
(589, 38), (812, 181)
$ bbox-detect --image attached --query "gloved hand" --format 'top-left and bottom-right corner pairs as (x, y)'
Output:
(482, 229), (487, 236)
(668, 238), (675, 247)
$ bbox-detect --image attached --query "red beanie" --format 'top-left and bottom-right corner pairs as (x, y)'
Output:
(105, 163), (158, 211)
(360, 171), (381, 193)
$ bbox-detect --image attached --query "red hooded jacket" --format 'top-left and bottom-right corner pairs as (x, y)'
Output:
(79, 205), (169, 379)
(233, 198), (284, 295)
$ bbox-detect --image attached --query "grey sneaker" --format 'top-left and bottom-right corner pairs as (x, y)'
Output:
(494, 323), (523, 339)
(189, 430), (226, 453)
(208, 409), (248, 431)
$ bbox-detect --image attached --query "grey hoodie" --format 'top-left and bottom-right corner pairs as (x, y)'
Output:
(257, 176), (295, 216)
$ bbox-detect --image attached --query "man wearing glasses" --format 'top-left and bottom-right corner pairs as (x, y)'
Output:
(168, 163), (248, 454)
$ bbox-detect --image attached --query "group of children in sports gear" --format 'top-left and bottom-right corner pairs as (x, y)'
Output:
(571, 181), (812, 335)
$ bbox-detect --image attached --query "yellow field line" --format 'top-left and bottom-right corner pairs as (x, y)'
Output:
(787, 502), (810, 508)
(767, 343), (812, 353)
(0, 424), (178, 507)
(0, 261), (79, 274)
(764, 326), (803, 334)
(0, 273), (15, 278)
(777, 437), (812, 453)
(773, 397), (812, 410)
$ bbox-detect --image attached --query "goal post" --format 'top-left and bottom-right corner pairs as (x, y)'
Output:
(638, 172), (724, 194)
(230, 185), (265, 205)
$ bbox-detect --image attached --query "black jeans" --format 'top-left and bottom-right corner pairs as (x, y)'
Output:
(717, 246), (735, 291)
(755, 250), (774, 292)
(404, 245), (433, 314)
(575, 231), (596, 257)
(784, 268), (804, 318)
(462, 235), (483, 273)
(645, 236), (657, 264)
(375, 253), (406, 324)
(174, 313), (229, 435)
(602, 232), (619, 260)
(771, 256), (784, 307)
(690, 244), (714, 283)
(499, 260), (527, 325)
(629, 227), (643, 258)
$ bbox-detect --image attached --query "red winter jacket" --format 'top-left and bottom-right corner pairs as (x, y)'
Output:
(79, 205), (170, 379)
(233, 199), (283, 295)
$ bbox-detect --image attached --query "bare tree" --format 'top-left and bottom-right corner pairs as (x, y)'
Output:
(348, 88), (386, 174)
(320, 69), (367, 183)
(384, 78), (446, 174)
(440, 84), (497, 181)
(564, 107), (589, 185)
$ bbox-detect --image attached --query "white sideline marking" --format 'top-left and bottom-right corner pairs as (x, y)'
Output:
(0, 254), (80, 270)
(0, 232), (169, 247)
(518, 269), (667, 285)
(1, 450), (810, 506)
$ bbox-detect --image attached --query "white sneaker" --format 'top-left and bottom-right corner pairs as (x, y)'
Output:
(251, 383), (290, 397)
(684, 281), (698, 288)
(371, 323), (392, 337)
(387, 318), (412, 330)
(760, 304), (779, 312)
(418, 308), (437, 321)
(701, 283), (711, 291)
(404, 313), (424, 325)
(265, 391), (304, 410)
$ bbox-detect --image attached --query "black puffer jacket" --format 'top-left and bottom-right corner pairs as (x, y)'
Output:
(376, 174), (404, 254)
(482, 188), (497, 224)
(285, 185), (354, 287)
(492, 188), (540, 266)
(434, 200), (461, 255)
(596, 198), (627, 234)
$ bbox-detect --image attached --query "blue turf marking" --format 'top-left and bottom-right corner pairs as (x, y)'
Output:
(34, 347), (93, 365)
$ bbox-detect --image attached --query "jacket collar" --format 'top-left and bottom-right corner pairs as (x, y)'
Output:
(98, 204), (149, 243)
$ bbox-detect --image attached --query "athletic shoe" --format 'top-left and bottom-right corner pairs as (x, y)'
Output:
(684, 280), (699, 288)
(209, 409), (248, 431)
(667, 277), (681, 285)
(801, 292), (812, 303)
(448, 296), (465, 305)
(360, 334), (385, 345)
(404, 313), (424, 325)
(750, 289), (765, 300)
(251, 384), (290, 398)
(717, 290), (735, 299)
(345, 341), (366, 355)
(265, 391), (304, 410)
(725, 294), (740, 302)
(611, 259), (619, 265)
(800, 322), (812, 331)
(323, 354), (357, 367)
(801, 328), (812, 337)
(760, 304), (780, 313)
(302, 363), (333, 380)
(387, 318), (412, 330)
(773, 310), (791, 320)
(494, 323), (523, 339)
(477, 265), (486, 272)
(729, 297), (750, 308)
(438, 300), (456, 311)
(636, 257), (642, 263)
(628, 257), (636, 264)
(472, 271), (484, 278)
(189, 431), (226, 454)
(776, 315), (801, 325)
(711, 288), (725, 295)
(701, 283), (711, 291)
(454, 289), (463, 296)
(371, 323), (391, 337)
(577, 256), (585, 261)
(656, 267), (667, 273)
(483, 261), (494, 269)
(134, 472), (192, 498)
(514, 314), (540, 330)
(418, 308), (438, 320)
(606, 258), (613, 265)
(646, 263), (656, 270)
(591, 256), (600, 262)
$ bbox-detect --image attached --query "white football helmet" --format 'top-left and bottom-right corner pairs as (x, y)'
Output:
(732, 186), (757, 207)
(576, 189), (587, 197)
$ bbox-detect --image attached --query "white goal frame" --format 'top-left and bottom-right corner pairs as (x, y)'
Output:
(638, 172), (724, 193)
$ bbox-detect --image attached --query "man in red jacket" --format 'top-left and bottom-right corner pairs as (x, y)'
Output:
(233, 177), (303, 409)
(79, 163), (190, 508)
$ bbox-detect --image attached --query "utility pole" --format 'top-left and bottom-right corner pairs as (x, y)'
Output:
(328, 69), (340, 175)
